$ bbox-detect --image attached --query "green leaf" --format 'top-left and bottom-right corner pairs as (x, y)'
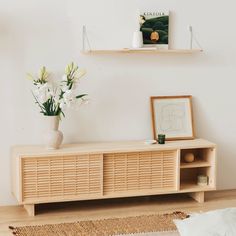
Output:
(76, 94), (87, 99)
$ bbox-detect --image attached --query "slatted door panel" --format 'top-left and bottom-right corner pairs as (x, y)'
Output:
(151, 151), (163, 189)
(139, 152), (152, 190)
(103, 151), (177, 196)
(21, 154), (102, 203)
(163, 151), (176, 188)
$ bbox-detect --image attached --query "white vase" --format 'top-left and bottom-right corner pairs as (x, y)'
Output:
(132, 31), (143, 48)
(43, 116), (63, 150)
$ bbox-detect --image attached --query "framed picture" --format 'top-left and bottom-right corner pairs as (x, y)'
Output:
(139, 11), (169, 49)
(150, 95), (195, 141)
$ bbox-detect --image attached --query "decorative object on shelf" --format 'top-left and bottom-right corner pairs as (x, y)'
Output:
(139, 11), (169, 49)
(144, 139), (157, 145)
(197, 175), (208, 186)
(132, 31), (143, 48)
(158, 134), (166, 144)
(184, 152), (195, 163)
(150, 95), (195, 141)
(43, 115), (63, 150)
(28, 62), (87, 149)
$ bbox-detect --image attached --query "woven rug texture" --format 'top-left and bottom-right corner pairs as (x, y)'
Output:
(9, 211), (187, 236)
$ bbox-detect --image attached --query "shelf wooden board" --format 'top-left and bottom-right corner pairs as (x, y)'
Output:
(180, 182), (215, 192)
(12, 139), (216, 157)
(180, 161), (211, 169)
(81, 49), (203, 55)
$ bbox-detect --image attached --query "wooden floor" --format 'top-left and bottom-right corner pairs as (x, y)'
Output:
(1, 190), (236, 235)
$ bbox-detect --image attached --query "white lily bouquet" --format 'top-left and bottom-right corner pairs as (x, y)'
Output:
(28, 62), (87, 117)
(27, 62), (88, 149)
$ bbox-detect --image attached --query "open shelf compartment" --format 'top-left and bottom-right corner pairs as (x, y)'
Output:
(179, 147), (216, 192)
(180, 166), (216, 191)
(180, 148), (215, 169)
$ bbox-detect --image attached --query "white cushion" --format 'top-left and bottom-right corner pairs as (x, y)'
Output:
(174, 208), (236, 236)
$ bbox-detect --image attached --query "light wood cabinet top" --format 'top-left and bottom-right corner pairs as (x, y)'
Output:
(12, 139), (216, 157)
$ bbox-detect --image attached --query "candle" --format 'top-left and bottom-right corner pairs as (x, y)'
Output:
(197, 175), (208, 186)
(158, 134), (166, 145)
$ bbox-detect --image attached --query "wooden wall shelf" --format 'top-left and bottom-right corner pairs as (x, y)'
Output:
(81, 49), (203, 55)
(12, 139), (216, 216)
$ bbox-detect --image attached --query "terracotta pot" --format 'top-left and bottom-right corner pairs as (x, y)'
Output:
(43, 116), (63, 149)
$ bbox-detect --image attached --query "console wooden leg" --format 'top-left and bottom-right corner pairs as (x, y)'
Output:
(188, 192), (205, 203)
(24, 204), (35, 216)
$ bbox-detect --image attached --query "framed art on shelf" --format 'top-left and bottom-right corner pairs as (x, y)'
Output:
(150, 95), (195, 141)
(139, 11), (169, 49)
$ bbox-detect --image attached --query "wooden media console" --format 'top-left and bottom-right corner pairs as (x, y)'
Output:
(11, 139), (216, 216)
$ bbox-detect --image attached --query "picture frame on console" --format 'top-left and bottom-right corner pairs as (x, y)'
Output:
(150, 95), (195, 141)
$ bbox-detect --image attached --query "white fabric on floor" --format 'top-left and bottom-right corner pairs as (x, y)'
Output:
(116, 232), (179, 236)
(174, 208), (236, 236)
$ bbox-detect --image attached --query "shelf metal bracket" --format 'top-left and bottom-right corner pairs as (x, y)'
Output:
(189, 26), (203, 50)
(82, 25), (92, 53)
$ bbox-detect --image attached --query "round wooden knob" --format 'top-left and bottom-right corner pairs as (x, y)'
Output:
(184, 153), (195, 163)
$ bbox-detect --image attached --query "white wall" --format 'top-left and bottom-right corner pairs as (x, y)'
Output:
(0, 0), (236, 206)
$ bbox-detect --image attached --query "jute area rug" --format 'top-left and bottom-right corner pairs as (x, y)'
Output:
(9, 211), (187, 236)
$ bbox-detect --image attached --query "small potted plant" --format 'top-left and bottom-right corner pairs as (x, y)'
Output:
(28, 62), (87, 149)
